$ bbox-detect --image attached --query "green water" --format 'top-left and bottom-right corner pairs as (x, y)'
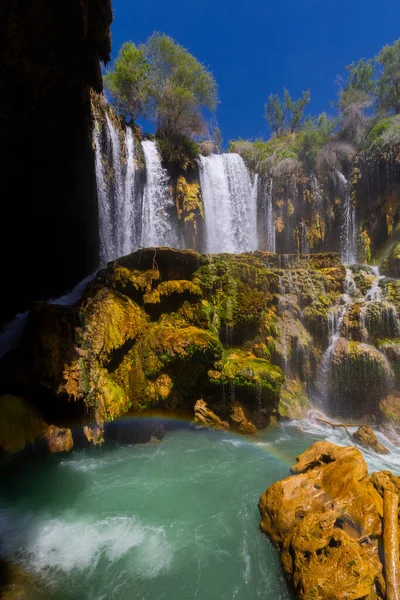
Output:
(0, 420), (398, 599)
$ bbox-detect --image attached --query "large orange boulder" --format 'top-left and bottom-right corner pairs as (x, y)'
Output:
(259, 442), (386, 599)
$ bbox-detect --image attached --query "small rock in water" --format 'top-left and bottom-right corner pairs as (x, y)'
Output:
(43, 425), (73, 453)
(229, 405), (256, 435)
(353, 425), (390, 455)
(193, 399), (229, 431)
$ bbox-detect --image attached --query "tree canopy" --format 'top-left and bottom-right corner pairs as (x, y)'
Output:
(103, 42), (151, 123)
(376, 39), (400, 114)
(264, 89), (311, 136)
(104, 33), (218, 140)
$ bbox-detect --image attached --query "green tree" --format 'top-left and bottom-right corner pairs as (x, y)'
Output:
(264, 93), (286, 136)
(376, 39), (400, 114)
(285, 89), (311, 133)
(338, 58), (375, 110)
(144, 32), (218, 138)
(103, 42), (151, 123)
(298, 113), (336, 167)
(264, 89), (310, 136)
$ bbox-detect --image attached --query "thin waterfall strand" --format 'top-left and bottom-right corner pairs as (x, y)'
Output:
(141, 141), (179, 248)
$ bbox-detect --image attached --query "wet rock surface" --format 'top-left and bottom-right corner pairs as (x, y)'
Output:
(259, 441), (400, 600)
(353, 425), (390, 455)
(1, 249), (400, 443)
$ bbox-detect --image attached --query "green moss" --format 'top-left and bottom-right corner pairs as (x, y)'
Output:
(80, 288), (148, 364)
(381, 241), (400, 278)
(141, 325), (222, 378)
(156, 134), (199, 169)
(278, 378), (311, 419)
(211, 351), (284, 405)
(0, 395), (46, 453)
(157, 279), (202, 298)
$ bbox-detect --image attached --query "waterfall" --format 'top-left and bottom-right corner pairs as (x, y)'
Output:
(94, 121), (114, 264)
(265, 178), (276, 253)
(121, 127), (138, 256)
(299, 222), (310, 254)
(141, 141), (180, 249)
(336, 171), (356, 264)
(105, 114), (125, 259)
(198, 153), (258, 253)
(315, 266), (398, 414)
(94, 117), (141, 263)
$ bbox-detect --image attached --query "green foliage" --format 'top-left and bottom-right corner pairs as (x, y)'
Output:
(298, 113), (336, 168)
(265, 94), (286, 136)
(104, 33), (218, 140)
(376, 39), (400, 114)
(264, 89), (311, 136)
(145, 32), (218, 138)
(339, 58), (375, 110)
(362, 115), (400, 156)
(156, 134), (200, 168)
(104, 42), (151, 123)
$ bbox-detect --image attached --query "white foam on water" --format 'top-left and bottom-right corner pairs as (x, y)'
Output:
(286, 417), (400, 475)
(0, 511), (173, 579)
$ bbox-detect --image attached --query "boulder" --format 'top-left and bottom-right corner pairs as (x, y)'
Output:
(193, 399), (229, 431)
(331, 338), (394, 418)
(229, 405), (257, 434)
(0, 395), (46, 453)
(259, 441), (385, 600)
(381, 241), (400, 278)
(353, 425), (390, 455)
(42, 425), (73, 453)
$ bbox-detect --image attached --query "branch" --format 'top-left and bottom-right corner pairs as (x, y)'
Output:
(314, 417), (365, 438)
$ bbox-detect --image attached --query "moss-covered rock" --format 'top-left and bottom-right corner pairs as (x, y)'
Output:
(331, 338), (394, 418)
(278, 377), (312, 419)
(175, 176), (204, 250)
(0, 395), (46, 453)
(381, 241), (400, 278)
(1, 248), (376, 439)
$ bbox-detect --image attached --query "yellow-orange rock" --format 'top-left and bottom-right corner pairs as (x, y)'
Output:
(353, 425), (390, 455)
(229, 405), (257, 434)
(259, 441), (385, 599)
(193, 400), (229, 431)
(43, 425), (73, 453)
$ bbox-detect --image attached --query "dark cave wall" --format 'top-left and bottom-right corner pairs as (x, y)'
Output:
(0, 0), (113, 325)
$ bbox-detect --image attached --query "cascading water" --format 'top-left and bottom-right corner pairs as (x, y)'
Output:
(198, 153), (257, 253)
(94, 117), (141, 263)
(141, 141), (181, 249)
(93, 121), (115, 264)
(121, 127), (139, 256)
(315, 265), (398, 414)
(336, 171), (357, 264)
(105, 114), (125, 258)
(299, 222), (310, 254)
(265, 178), (276, 253)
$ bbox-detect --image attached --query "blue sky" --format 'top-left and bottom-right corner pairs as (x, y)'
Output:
(109, 0), (400, 143)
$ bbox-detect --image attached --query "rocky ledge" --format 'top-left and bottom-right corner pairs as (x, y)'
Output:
(1, 247), (400, 453)
(259, 441), (400, 600)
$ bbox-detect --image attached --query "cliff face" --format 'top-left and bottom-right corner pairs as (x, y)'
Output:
(0, 0), (112, 325)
